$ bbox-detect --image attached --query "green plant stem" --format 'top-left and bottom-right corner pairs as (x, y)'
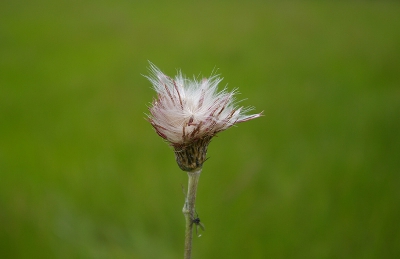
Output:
(183, 169), (201, 259)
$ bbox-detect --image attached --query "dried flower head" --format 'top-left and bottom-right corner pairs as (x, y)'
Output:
(146, 63), (262, 171)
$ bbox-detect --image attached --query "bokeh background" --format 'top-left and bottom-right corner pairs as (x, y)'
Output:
(1, 0), (399, 258)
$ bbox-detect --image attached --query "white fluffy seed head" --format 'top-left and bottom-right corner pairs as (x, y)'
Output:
(146, 63), (262, 146)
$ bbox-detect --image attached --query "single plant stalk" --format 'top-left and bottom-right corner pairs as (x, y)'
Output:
(145, 63), (262, 259)
(183, 169), (201, 259)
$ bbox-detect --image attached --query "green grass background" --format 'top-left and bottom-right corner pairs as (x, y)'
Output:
(1, 0), (399, 258)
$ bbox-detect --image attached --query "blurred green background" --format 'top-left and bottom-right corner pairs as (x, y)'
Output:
(1, 0), (399, 258)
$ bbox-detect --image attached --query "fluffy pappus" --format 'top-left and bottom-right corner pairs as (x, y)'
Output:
(146, 63), (262, 148)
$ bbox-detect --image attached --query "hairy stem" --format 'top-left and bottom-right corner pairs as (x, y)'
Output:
(183, 169), (201, 259)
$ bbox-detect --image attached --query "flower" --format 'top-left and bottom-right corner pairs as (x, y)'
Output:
(146, 63), (262, 171)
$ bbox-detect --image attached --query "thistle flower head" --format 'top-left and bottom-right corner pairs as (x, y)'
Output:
(146, 63), (262, 171)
